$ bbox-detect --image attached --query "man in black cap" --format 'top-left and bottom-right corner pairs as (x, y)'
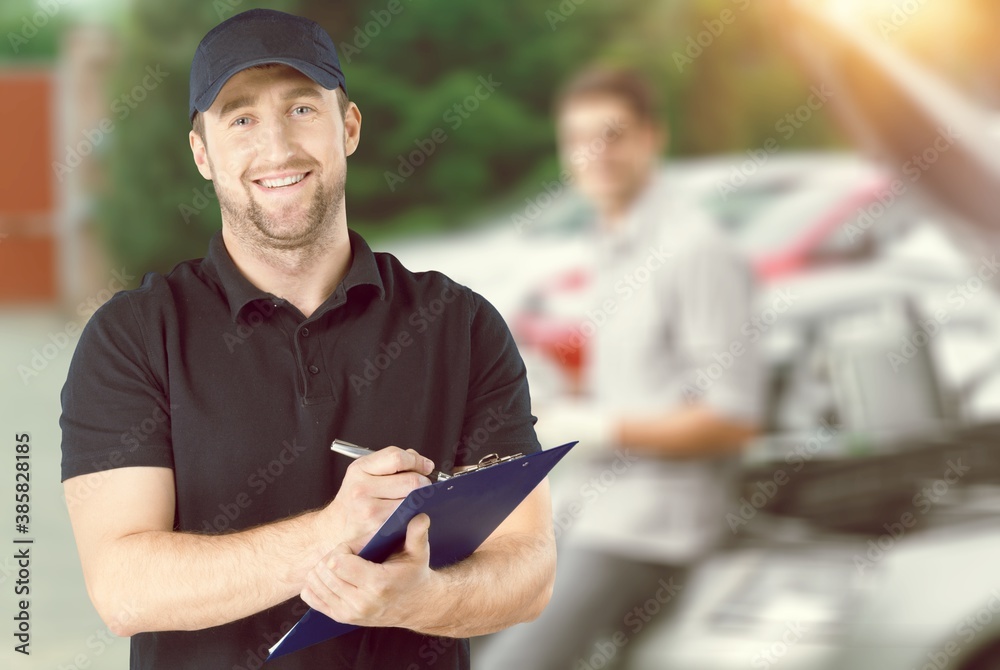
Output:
(60, 8), (555, 669)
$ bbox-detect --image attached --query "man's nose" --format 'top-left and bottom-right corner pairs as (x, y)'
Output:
(255, 117), (296, 161)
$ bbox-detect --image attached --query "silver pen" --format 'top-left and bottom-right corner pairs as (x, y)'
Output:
(330, 439), (452, 482)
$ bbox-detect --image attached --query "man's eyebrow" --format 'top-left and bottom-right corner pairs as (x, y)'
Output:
(216, 87), (324, 119)
(282, 86), (324, 102)
(218, 94), (257, 119)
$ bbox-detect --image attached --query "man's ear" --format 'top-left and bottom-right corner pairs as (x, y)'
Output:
(343, 102), (362, 157)
(189, 129), (213, 181)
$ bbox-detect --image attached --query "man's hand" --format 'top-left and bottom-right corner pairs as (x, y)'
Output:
(301, 514), (440, 630)
(303, 482), (556, 638)
(316, 447), (435, 555)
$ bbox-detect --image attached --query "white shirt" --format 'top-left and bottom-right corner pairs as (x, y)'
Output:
(565, 167), (764, 564)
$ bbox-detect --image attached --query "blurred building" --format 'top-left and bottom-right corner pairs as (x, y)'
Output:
(0, 66), (56, 302)
(0, 24), (118, 308)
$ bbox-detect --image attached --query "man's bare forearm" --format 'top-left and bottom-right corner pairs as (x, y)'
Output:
(78, 450), (435, 637)
(409, 531), (557, 638)
(96, 511), (329, 636)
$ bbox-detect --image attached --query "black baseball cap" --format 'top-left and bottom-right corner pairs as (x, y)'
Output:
(189, 8), (347, 121)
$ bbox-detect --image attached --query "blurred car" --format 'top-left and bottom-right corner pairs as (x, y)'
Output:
(620, 425), (1000, 670)
(683, 152), (915, 280)
(756, 246), (1000, 433)
(511, 152), (926, 392)
(543, 282), (1000, 670)
(385, 152), (928, 392)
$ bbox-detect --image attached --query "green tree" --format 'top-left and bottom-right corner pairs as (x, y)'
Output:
(91, 0), (847, 274)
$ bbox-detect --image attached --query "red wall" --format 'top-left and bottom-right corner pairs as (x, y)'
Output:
(0, 72), (56, 303)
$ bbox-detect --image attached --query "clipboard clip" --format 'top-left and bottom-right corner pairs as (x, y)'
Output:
(452, 452), (525, 477)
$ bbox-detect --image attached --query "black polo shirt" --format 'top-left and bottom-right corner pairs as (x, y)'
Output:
(59, 228), (541, 670)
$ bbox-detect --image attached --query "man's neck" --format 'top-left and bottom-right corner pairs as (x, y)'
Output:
(221, 224), (352, 319)
(596, 171), (656, 232)
(599, 203), (630, 231)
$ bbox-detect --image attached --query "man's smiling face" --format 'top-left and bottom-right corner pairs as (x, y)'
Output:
(189, 63), (359, 252)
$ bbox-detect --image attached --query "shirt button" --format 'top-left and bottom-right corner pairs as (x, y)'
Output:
(300, 327), (310, 338)
(308, 365), (320, 375)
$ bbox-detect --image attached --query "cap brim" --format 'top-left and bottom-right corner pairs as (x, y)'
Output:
(191, 57), (343, 119)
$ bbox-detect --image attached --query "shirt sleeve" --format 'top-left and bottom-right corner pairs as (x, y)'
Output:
(454, 292), (541, 468)
(670, 231), (766, 425)
(60, 290), (174, 482)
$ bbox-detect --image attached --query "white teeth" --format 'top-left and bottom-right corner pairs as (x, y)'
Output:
(259, 173), (306, 189)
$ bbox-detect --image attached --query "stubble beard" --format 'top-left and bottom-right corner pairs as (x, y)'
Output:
(209, 153), (346, 265)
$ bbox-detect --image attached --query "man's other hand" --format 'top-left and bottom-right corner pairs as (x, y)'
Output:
(301, 513), (439, 630)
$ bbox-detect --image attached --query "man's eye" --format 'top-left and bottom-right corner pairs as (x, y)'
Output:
(232, 117), (251, 127)
(292, 106), (313, 115)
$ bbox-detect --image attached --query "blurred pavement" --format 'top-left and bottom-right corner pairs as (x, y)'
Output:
(1, 309), (130, 669)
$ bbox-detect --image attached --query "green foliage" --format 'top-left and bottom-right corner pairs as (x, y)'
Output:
(76, 0), (846, 272)
(0, 0), (69, 63)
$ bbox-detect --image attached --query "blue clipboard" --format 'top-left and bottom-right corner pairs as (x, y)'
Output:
(266, 441), (577, 661)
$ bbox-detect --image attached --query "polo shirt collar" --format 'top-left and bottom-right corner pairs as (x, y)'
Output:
(204, 228), (386, 323)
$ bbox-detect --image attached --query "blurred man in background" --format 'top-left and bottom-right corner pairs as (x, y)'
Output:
(478, 67), (764, 669)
